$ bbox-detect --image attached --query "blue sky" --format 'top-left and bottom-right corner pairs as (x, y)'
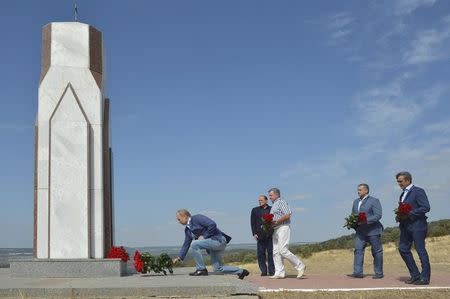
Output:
(1, 0), (450, 248)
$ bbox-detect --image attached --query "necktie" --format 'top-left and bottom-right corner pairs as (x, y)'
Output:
(399, 190), (405, 202)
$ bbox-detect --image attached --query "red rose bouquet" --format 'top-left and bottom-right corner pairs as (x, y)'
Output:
(343, 212), (366, 230)
(134, 250), (173, 275)
(358, 212), (367, 223)
(261, 213), (274, 233)
(395, 202), (413, 222)
(134, 250), (145, 273)
(107, 246), (130, 262)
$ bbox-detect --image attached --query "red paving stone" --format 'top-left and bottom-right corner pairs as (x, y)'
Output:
(247, 274), (450, 290)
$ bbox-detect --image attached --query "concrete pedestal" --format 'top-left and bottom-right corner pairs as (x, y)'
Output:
(10, 259), (126, 278)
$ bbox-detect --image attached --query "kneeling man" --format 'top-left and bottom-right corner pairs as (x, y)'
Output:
(348, 183), (384, 279)
(172, 209), (249, 279)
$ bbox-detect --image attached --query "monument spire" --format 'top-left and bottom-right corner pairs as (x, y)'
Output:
(74, 2), (78, 22)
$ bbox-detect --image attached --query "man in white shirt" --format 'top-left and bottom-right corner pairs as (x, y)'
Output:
(268, 188), (305, 279)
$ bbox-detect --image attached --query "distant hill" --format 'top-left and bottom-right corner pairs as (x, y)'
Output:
(290, 218), (450, 258)
(217, 219), (450, 265)
(2, 219), (448, 268)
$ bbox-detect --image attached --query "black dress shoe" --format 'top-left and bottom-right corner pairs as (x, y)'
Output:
(189, 269), (208, 276)
(260, 273), (267, 276)
(372, 274), (384, 279)
(347, 273), (363, 278)
(238, 269), (250, 280)
(405, 276), (420, 284)
(413, 279), (430, 285)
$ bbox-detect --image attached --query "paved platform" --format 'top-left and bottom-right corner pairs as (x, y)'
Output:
(9, 258), (125, 278)
(2, 266), (450, 297)
(0, 267), (258, 298)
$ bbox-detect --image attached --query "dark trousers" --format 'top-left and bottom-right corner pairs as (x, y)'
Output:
(353, 234), (383, 276)
(257, 237), (275, 275)
(399, 227), (430, 281)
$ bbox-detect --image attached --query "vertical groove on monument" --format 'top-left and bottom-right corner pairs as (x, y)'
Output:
(35, 22), (113, 259)
(33, 124), (38, 258)
(102, 98), (113, 256)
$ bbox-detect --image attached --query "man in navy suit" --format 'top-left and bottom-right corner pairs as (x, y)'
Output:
(250, 195), (275, 276)
(347, 183), (384, 279)
(396, 171), (431, 285)
(172, 209), (249, 279)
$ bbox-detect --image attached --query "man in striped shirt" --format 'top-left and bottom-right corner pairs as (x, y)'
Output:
(268, 187), (306, 279)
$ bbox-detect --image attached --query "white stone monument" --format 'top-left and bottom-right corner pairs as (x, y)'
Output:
(11, 22), (119, 277)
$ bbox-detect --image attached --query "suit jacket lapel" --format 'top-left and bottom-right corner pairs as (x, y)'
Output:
(353, 199), (359, 213)
(403, 186), (414, 203)
(359, 196), (370, 212)
(186, 220), (197, 239)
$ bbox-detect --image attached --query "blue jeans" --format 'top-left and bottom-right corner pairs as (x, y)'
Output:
(354, 234), (383, 276)
(399, 227), (430, 281)
(257, 238), (275, 275)
(190, 236), (243, 275)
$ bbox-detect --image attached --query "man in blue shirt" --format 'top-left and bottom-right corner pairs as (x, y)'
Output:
(172, 209), (249, 279)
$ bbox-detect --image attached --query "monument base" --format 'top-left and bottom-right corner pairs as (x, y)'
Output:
(9, 259), (126, 278)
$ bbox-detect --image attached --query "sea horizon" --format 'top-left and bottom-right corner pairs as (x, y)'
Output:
(0, 241), (312, 267)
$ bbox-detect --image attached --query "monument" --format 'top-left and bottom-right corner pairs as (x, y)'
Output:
(10, 21), (121, 277)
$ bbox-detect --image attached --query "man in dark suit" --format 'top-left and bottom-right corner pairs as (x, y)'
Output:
(396, 171), (431, 285)
(347, 183), (384, 279)
(250, 195), (275, 276)
(172, 209), (249, 279)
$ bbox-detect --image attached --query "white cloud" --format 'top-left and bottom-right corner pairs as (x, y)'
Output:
(326, 12), (354, 42)
(383, 138), (450, 198)
(352, 76), (446, 138)
(280, 146), (381, 182)
(392, 0), (438, 15)
(328, 12), (354, 29)
(403, 28), (450, 65)
(354, 98), (421, 137)
(352, 79), (422, 137)
(331, 29), (352, 39)
(377, 21), (407, 47)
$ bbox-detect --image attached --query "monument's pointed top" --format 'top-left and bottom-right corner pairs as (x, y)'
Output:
(74, 2), (79, 22)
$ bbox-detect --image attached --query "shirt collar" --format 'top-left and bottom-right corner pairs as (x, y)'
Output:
(360, 194), (369, 201)
(404, 184), (414, 191)
(260, 204), (269, 209)
(187, 217), (192, 227)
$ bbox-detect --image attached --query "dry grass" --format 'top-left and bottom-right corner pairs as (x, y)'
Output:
(234, 235), (450, 276)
